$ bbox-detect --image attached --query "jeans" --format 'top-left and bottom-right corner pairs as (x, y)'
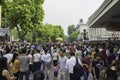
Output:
(83, 70), (89, 80)
(19, 70), (29, 80)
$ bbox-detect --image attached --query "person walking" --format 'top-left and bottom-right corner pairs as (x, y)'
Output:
(65, 50), (83, 80)
(57, 49), (68, 80)
(18, 48), (29, 80)
(43, 49), (52, 80)
(33, 49), (41, 72)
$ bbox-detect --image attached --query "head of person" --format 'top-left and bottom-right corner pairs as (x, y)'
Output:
(20, 48), (26, 54)
(36, 50), (40, 53)
(59, 49), (65, 57)
(27, 49), (33, 55)
(12, 49), (18, 54)
(69, 50), (75, 56)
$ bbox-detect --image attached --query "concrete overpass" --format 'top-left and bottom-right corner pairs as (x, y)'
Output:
(87, 0), (120, 31)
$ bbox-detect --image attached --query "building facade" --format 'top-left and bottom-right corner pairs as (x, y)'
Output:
(76, 19), (88, 41)
(88, 28), (120, 41)
(77, 19), (120, 41)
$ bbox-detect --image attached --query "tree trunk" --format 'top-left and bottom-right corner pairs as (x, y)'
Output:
(32, 32), (36, 42)
(20, 31), (27, 42)
(16, 24), (27, 42)
(16, 24), (21, 40)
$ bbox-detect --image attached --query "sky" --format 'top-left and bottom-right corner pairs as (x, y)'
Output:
(43, 0), (104, 35)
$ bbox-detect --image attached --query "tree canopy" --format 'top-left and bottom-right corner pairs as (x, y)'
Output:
(2, 0), (44, 41)
(67, 24), (80, 42)
(37, 23), (64, 42)
(68, 31), (80, 42)
(67, 25), (76, 35)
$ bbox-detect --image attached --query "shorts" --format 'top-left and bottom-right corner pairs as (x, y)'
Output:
(45, 62), (51, 68)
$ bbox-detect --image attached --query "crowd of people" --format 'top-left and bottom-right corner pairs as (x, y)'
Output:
(0, 39), (120, 80)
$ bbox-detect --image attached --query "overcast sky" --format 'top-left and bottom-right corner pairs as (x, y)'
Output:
(43, 0), (104, 35)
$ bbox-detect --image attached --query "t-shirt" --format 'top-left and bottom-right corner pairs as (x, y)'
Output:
(53, 52), (58, 60)
(18, 55), (29, 72)
(65, 56), (82, 73)
(33, 53), (41, 62)
(27, 54), (33, 64)
(4, 53), (13, 66)
(44, 53), (51, 62)
(58, 56), (68, 73)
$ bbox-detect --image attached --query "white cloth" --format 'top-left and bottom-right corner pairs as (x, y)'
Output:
(28, 54), (33, 64)
(53, 52), (58, 60)
(4, 53), (13, 66)
(41, 53), (46, 61)
(117, 49), (120, 54)
(33, 53), (41, 62)
(43, 53), (51, 62)
(106, 49), (110, 57)
(58, 56), (68, 74)
(65, 56), (82, 73)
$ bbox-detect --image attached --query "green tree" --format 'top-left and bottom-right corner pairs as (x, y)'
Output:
(3, 0), (44, 41)
(68, 31), (80, 42)
(67, 25), (76, 35)
(37, 24), (64, 42)
(32, 0), (44, 42)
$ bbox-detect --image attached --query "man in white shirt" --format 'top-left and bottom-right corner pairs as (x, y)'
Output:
(65, 51), (83, 80)
(57, 49), (68, 80)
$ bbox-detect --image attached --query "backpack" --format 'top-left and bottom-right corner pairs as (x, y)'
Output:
(34, 70), (45, 80)
(73, 57), (84, 78)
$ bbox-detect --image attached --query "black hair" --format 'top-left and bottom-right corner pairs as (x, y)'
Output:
(69, 51), (75, 56)
(21, 48), (26, 54)
(36, 50), (40, 53)
(11, 53), (18, 63)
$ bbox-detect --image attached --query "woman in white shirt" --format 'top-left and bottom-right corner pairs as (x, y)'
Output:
(52, 50), (58, 66)
(43, 49), (52, 80)
(33, 49), (41, 72)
